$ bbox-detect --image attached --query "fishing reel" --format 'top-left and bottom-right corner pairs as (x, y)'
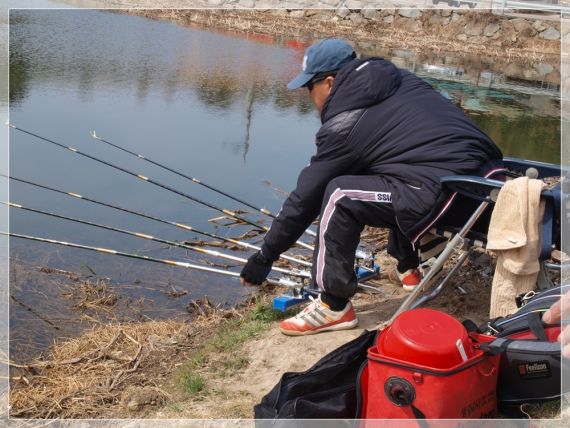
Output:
(354, 247), (380, 282)
(272, 273), (313, 312)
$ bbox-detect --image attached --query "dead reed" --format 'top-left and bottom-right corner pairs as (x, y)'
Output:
(8, 319), (187, 418)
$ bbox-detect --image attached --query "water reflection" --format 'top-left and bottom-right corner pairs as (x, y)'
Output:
(195, 75), (242, 111)
(9, 11), (561, 163)
(8, 9), (561, 359)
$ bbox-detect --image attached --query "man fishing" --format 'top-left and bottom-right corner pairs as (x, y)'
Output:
(240, 39), (503, 336)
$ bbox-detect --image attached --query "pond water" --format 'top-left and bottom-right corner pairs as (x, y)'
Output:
(8, 8), (561, 359)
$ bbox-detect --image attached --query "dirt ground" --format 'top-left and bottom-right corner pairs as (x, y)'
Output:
(150, 248), (500, 419)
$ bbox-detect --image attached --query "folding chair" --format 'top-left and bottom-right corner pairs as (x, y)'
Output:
(388, 157), (563, 324)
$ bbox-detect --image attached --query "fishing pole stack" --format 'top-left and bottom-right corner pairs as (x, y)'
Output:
(5, 123), (381, 311)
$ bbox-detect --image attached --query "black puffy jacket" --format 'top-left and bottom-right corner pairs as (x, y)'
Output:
(261, 57), (503, 260)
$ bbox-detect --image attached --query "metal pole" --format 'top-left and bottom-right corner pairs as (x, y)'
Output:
(386, 200), (491, 325)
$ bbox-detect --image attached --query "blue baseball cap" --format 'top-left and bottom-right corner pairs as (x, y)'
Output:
(287, 39), (355, 90)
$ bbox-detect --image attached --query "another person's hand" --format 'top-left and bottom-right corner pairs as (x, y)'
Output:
(240, 251), (273, 286)
(542, 290), (570, 358)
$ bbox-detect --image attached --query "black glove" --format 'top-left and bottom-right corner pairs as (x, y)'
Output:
(240, 251), (273, 285)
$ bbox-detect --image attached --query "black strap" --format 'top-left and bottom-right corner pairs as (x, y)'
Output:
(354, 361), (368, 418)
(480, 338), (511, 356)
(540, 192), (553, 260)
(412, 405), (428, 428)
(527, 312), (548, 341)
(482, 337), (560, 355)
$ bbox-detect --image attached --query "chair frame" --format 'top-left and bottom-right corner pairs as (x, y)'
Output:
(386, 157), (564, 326)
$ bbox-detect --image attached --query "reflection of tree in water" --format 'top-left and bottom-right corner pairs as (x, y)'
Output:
(273, 83), (313, 115)
(9, 50), (30, 107)
(242, 82), (255, 163)
(216, 76), (315, 162)
(195, 74), (241, 111)
(8, 7), (32, 104)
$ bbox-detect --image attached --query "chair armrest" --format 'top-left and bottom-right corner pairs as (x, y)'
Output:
(503, 157), (563, 179)
(440, 176), (504, 202)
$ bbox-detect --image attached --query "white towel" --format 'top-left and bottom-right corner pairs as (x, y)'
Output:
(487, 177), (545, 318)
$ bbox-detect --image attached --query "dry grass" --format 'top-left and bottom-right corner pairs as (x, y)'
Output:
(7, 292), (270, 419)
(8, 319), (187, 418)
(63, 279), (119, 311)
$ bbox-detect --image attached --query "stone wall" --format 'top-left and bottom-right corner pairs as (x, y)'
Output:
(277, 7), (562, 44)
(103, 0), (562, 46)
(116, 0), (562, 59)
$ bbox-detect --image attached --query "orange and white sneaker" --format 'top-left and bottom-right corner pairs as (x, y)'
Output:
(388, 268), (422, 292)
(278, 296), (358, 336)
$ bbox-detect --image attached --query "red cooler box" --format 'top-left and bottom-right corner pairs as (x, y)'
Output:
(359, 308), (499, 419)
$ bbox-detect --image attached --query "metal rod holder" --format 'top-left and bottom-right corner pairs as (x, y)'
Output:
(386, 200), (490, 326)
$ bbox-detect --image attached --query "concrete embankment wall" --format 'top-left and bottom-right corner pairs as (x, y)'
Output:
(107, 0), (562, 49)
(271, 7), (561, 46)
(128, 5), (561, 60)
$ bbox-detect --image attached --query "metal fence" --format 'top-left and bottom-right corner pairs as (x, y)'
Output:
(425, 0), (569, 14)
(495, 0), (570, 14)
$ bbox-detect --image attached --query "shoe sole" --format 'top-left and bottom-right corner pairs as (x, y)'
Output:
(279, 319), (359, 336)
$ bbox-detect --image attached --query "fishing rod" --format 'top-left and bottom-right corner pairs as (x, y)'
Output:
(7, 123), (314, 251)
(5, 177), (382, 293)
(3, 175), (312, 268)
(90, 130), (318, 239)
(3, 232), (302, 288)
(4, 201), (311, 280)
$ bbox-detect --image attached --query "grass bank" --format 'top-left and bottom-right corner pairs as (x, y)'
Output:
(175, 300), (290, 397)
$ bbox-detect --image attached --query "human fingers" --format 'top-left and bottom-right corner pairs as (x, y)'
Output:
(542, 290), (570, 324)
(543, 298), (561, 324)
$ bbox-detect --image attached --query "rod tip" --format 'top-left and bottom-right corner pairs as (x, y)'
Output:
(5, 121), (14, 128)
(90, 130), (99, 139)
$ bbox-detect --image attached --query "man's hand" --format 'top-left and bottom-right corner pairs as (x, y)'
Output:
(240, 251), (273, 286)
(542, 290), (570, 358)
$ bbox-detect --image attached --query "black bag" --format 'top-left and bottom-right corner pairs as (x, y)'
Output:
(477, 285), (569, 406)
(254, 329), (375, 420)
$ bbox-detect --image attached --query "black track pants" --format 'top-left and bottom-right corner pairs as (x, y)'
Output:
(311, 175), (419, 299)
